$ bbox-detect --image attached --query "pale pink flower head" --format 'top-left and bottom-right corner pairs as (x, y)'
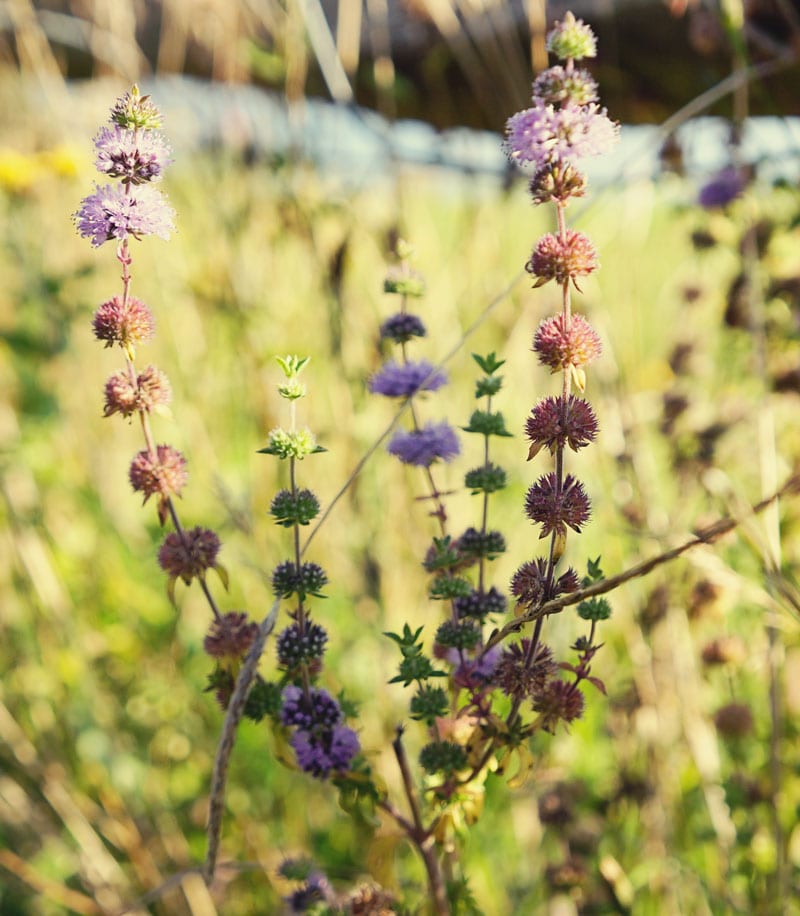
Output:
(74, 183), (175, 248)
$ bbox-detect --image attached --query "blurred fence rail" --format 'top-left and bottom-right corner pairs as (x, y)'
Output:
(1, 0), (799, 130)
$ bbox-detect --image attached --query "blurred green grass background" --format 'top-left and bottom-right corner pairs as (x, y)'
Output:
(2, 75), (800, 914)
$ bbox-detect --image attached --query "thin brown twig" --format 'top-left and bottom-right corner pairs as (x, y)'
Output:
(391, 730), (449, 916)
(483, 472), (800, 653)
(203, 599), (280, 884)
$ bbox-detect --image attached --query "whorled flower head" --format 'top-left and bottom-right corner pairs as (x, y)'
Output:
(290, 724), (360, 778)
(387, 421), (460, 467)
(525, 472), (591, 538)
(103, 365), (171, 418)
(493, 640), (558, 702)
(533, 66), (598, 107)
(281, 684), (342, 730)
(510, 557), (549, 606)
(527, 229), (598, 288)
(529, 162), (587, 205)
(158, 526), (221, 584)
(510, 559), (580, 608)
(505, 102), (618, 172)
(203, 611), (258, 662)
(129, 444), (187, 503)
(546, 11), (598, 61)
(525, 394), (598, 458)
(454, 586), (507, 621)
(533, 313), (602, 372)
(379, 312), (427, 343)
(74, 183), (175, 247)
(266, 427), (317, 460)
(271, 560), (328, 598)
(94, 126), (172, 184)
(369, 360), (447, 398)
(277, 621), (329, 670)
(92, 295), (155, 352)
(109, 84), (163, 130)
(534, 679), (586, 733)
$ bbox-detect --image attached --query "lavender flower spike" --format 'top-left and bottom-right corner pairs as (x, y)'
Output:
(369, 360), (447, 398)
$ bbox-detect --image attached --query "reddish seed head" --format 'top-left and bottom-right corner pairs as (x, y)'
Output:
(527, 229), (598, 288)
(525, 472), (591, 538)
(533, 679), (585, 733)
(103, 365), (171, 418)
(92, 295), (155, 350)
(158, 526), (221, 584)
(204, 611), (258, 662)
(129, 444), (187, 503)
(533, 313), (602, 373)
(510, 558), (549, 607)
(525, 394), (598, 458)
(494, 640), (557, 702)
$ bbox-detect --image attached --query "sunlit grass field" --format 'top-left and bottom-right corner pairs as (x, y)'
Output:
(2, 95), (800, 914)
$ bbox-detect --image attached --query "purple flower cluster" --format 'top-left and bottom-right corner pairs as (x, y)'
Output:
(387, 421), (460, 467)
(505, 12), (618, 203)
(369, 360), (447, 398)
(74, 86), (175, 248)
(280, 685), (360, 778)
(94, 125), (172, 183)
(505, 101), (618, 172)
(371, 252), (460, 468)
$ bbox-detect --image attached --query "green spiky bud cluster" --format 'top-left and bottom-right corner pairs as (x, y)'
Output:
(419, 740), (468, 775)
(244, 677), (283, 722)
(270, 488), (321, 527)
(462, 409), (512, 438)
(464, 463), (507, 494)
(435, 620), (481, 651)
(410, 685), (450, 724)
(577, 596), (611, 621)
(262, 427), (319, 460)
(429, 575), (473, 601)
(546, 11), (598, 61)
(271, 560), (328, 599)
(110, 84), (163, 129)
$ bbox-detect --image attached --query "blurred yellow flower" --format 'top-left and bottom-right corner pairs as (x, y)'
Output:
(0, 145), (80, 193)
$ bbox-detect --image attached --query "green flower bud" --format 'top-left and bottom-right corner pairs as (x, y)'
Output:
(546, 12), (598, 62)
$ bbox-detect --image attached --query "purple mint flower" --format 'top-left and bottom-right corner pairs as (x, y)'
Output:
(450, 644), (502, 689)
(291, 725), (360, 778)
(505, 101), (618, 171)
(94, 126), (172, 183)
(369, 360), (447, 398)
(387, 421), (460, 467)
(74, 183), (175, 247)
(698, 167), (745, 209)
(281, 685), (342, 730)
